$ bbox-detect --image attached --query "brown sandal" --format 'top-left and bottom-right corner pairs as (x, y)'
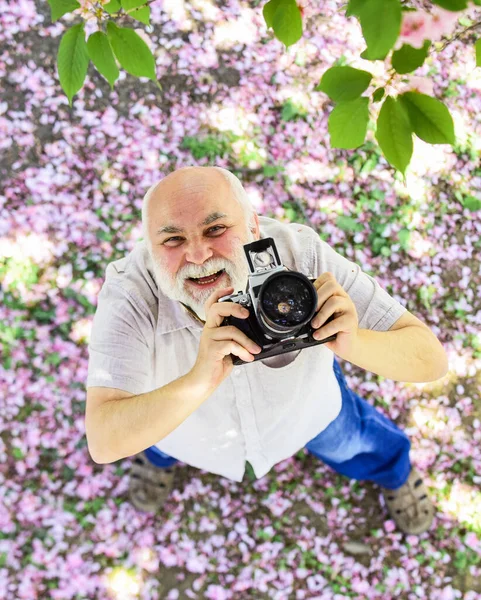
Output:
(128, 451), (176, 512)
(381, 468), (435, 535)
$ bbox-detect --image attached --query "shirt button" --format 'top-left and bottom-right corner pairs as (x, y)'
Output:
(233, 368), (241, 376)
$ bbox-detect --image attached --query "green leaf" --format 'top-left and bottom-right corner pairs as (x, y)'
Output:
(265, 0), (303, 47)
(358, 0), (402, 60)
(375, 96), (413, 175)
(87, 31), (119, 89)
(104, 0), (121, 13)
(106, 22), (157, 82)
(432, 0), (468, 11)
(281, 101), (297, 121)
(328, 97), (369, 149)
(57, 23), (90, 105)
(12, 447), (24, 460)
(121, 0), (147, 9)
(392, 41), (430, 75)
(346, 0), (367, 17)
(360, 47), (377, 61)
(281, 99), (306, 121)
(372, 87), (385, 102)
(275, 0), (303, 48)
(263, 0), (279, 28)
(315, 66), (372, 102)
(462, 196), (481, 211)
(122, 0), (151, 23)
(46, 352), (62, 367)
(398, 229), (411, 247)
(476, 39), (481, 67)
(399, 92), (455, 144)
(336, 216), (364, 232)
(47, 0), (81, 22)
(127, 6), (150, 24)
(458, 16), (472, 27)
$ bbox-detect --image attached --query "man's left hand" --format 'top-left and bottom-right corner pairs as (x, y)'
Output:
(311, 272), (359, 357)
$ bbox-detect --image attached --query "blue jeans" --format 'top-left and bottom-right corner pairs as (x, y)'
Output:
(144, 357), (411, 490)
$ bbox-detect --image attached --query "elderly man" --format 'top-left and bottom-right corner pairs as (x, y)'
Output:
(85, 166), (448, 535)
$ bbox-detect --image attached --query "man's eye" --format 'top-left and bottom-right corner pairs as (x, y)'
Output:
(163, 236), (183, 245)
(162, 226), (226, 246)
(207, 225), (226, 235)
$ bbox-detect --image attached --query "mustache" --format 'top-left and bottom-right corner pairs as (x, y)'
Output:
(178, 258), (236, 281)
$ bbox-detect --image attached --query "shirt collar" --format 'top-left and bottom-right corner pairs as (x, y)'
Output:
(155, 292), (205, 334)
(180, 302), (205, 326)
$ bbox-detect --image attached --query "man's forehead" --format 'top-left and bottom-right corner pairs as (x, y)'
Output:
(168, 182), (218, 200)
(162, 168), (228, 198)
(149, 174), (244, 235)
(154, 181), (237, 215)
(154, 177), (233, 209)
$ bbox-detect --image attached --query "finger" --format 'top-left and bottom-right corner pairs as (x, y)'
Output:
(313, 313), (350, 341)
(220, 340), (256, 363)
(205, 300), (251, 329)
(313, 272), (336, 291)
(314, 281), (341, 311)
(210, 326), (262, 354)
(204, 287), (234, 314)
(311, 295), (347, 328)
(313, 274), (347, 311)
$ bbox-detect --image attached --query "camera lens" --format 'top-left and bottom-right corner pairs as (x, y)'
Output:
(258, 271), (317, 335)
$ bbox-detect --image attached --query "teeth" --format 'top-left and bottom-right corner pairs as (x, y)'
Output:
(191, 270), (223, 280)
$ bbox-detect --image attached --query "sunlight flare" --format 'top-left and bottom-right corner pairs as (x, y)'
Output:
(411, 406), (447, 434)
(206, 105), (253, 136)
(438, 481), (481, 533)
(106, 567), (142, 599)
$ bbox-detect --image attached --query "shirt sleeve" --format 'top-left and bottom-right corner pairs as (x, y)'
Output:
(86, 283), (154, 395)
(304, 230), (407, 332)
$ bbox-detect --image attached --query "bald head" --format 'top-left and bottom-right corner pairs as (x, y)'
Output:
(142, 166), (256, 251)
(147, 166), (225, 207)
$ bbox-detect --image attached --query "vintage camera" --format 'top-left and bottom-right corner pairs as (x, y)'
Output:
(219, 237), (337, 365)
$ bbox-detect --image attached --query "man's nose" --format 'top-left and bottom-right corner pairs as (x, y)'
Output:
(184, 240), (213, 264)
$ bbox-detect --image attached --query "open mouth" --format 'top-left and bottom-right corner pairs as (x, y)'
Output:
(187, 269), (226, 286)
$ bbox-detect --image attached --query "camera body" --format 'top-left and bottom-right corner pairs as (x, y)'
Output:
(218, 237), (337, 365)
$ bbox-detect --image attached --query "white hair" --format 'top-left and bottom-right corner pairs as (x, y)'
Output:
(141, 167), (256, 251)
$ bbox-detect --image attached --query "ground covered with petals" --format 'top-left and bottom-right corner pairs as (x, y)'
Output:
(1, 1), (481, 599)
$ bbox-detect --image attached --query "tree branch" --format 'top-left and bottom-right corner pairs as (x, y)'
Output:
(439, 20), (481, 53)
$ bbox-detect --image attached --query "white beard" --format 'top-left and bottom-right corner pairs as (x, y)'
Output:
(150, 229), (256, 321)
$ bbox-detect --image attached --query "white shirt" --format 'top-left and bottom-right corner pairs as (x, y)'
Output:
(87, 217), (406, 481)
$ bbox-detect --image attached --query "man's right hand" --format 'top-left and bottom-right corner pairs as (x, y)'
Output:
(189, 286), (262, 395)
